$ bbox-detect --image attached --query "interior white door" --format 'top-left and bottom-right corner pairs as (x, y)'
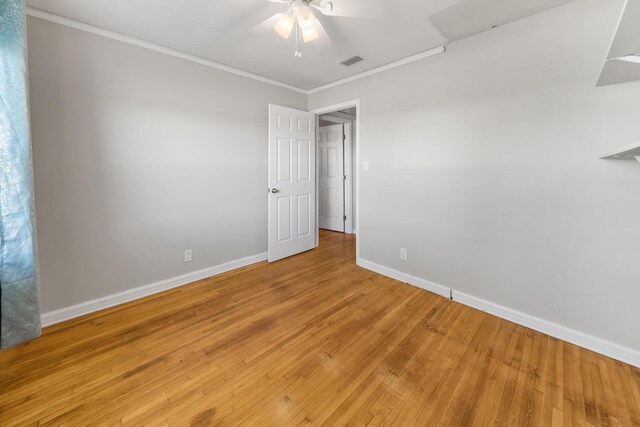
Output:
(318, 124), (345, 232)
(268, 105), (316, 262)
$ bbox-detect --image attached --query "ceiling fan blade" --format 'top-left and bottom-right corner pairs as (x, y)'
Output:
(318, 0), (383, 18)
(313, 18), (333, 49)
(247, 13), (283, 38)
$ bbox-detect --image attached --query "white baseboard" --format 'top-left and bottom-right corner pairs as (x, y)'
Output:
(356, 257), (639, 368)
(452, 290), (640, 368)
(357, 258), (451, 299)
(40, 251), (640, 368)
(41, 252), (268, 327)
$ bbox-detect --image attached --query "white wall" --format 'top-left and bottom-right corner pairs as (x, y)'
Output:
(27, 17), (306, 313)
(309, 0), (640, 353)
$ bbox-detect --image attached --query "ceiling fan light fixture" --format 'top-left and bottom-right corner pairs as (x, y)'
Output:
(296, 4), (316, 30)
(274, 13), (295, 39)
(302, 25), (320, 43)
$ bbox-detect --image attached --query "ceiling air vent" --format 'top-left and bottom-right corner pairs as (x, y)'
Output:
(340, 56), (364, 66)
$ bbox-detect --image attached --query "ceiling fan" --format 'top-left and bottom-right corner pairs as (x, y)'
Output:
(249, 0), (384, 57)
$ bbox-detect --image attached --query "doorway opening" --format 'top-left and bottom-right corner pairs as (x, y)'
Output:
(317, 108), (356, 235)
(312, 101), (359, 258)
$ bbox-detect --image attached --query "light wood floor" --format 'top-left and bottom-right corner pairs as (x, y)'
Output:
(1, 231), (639, 426)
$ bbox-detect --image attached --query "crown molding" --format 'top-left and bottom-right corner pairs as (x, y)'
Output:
(25, 7), (308, 94)
(26, 7), (446, 96)
(307, 46), (446, 94)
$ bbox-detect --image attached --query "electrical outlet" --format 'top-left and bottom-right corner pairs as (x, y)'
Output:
(400, 248), (408, 261)
(184, 249), (193, 263)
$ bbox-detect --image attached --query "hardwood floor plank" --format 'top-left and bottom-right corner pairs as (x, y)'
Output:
(1, 231), (639, 426)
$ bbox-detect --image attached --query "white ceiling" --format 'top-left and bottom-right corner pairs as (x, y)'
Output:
(26, 0), (574, 90)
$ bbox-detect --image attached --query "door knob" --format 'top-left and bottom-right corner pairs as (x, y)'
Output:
(270, 188), (279, 194)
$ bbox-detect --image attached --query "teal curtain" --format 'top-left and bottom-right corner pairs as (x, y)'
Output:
(0, 0), (41, 348)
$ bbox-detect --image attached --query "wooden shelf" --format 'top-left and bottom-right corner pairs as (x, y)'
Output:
(600, 142), (640, 161)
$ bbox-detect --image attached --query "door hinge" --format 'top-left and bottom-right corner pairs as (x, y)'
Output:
(342, 134), (346, 142)
(343, 174), (347, 180)
(344, 215), (347, 221)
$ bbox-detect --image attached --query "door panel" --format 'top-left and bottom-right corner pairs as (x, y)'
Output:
(277, 138), (292, 182)
(298, 117), (312, 133)
(297, 194), (311, 237)
(277, 196), (292, 242)
(297, 140), (311, 182)
(268, 105), (316, 262)
(318, 124), (345, 232)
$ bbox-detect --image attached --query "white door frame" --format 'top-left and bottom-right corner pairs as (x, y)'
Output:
(319, 116), (353, 235)
(311, 100), (360, 260)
